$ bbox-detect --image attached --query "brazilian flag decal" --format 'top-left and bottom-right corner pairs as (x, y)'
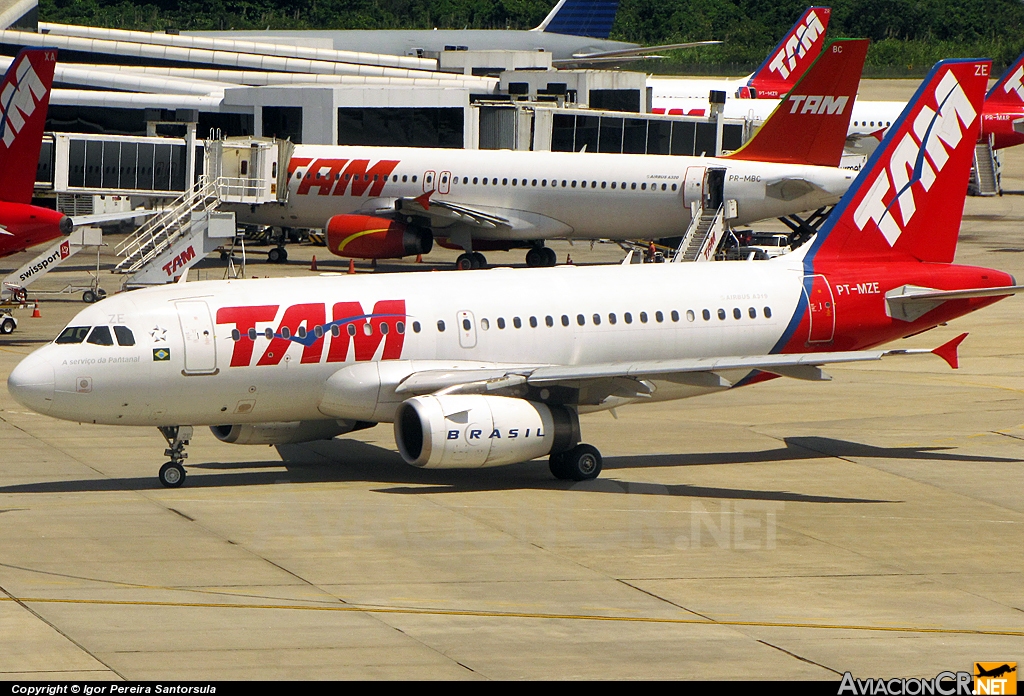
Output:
(153, 348), (171, 362)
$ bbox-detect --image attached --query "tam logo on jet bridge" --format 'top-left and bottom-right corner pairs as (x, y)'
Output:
(767, 9), (826, 81)
(852, 69), (978, 247)
(787, 95), (849, 115)
(289, 157), (400, 197)
(0, 54), (50, 149)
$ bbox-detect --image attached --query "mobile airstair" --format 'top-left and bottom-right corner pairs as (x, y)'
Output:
(673, 203), (725, 262)
(970, 137), (1000, 196)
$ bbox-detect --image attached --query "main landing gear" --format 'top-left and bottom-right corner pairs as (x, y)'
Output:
(525, 246), (557, 268)
(549, 444), (603, 481)
(455, 251), (487, 270)
(157, 425), (192, 488)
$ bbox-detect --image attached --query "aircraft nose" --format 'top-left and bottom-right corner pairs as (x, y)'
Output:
(7, 352), (55, 414)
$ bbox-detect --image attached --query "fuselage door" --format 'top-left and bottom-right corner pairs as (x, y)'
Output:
(802, 275), (836, 344)
(176, 300), (218, 375)
(703, 167), (726, 210)
(457, 310), (477, 349)
(438, 170), (451, 195)
(683, 166), (705, 207)
(423, 170), (436, 194)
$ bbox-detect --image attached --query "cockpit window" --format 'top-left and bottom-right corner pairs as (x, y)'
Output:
(55, 326), (91, 344)
(86, 326), (113, 346)
(113, 326), (135, 346)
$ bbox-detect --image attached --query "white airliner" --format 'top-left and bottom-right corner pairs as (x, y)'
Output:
(232, 39), (868, 268)
(8, 57), (1022, 488)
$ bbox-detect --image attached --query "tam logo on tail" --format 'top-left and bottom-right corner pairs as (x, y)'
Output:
(0, 49), (57, 206)
(810, 59), (990, 266)
(0, 52), (53, 149)
(768, 9), (827, 80)
(749, 7), (832, 97)
(853, 70), (979, 247)
(1000, 65), (1024, 102)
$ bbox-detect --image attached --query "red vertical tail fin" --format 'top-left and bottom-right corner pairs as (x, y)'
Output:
(985, 51), (1024, 107)
(725, 38), (867, 167)
(746, 7), (831, 99)
(0, 49), (56, 205)
(808, 59), (991, 265)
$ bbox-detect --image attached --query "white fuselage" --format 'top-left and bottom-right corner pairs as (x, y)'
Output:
(10, 258), (806, 428)
(233, 146), (854, 239)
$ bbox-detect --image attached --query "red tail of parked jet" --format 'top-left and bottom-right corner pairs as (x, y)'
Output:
(981, 50), (1024, 149)
(746, 6), (831, 99)
(0, 48), (72, 259)
(767, 57), (1024, 357)
(726, 37), (867, 167)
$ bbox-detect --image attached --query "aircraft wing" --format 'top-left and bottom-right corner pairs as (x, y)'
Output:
(393, 193), (511, 231)
(553, 40), (722, 68)
(394, 336), (967, 405)
(70, 209), (159, 227)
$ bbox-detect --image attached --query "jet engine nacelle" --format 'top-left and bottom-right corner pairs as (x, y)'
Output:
(394, 395), (580, 469)
(211, 419), (370, 445)
(325, 214), (432, 259)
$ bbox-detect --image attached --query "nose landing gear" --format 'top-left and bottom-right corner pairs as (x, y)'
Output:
(157, 425), (193, 488)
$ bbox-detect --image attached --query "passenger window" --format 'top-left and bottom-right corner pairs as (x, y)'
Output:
(363, 323), (373, 336)
(611, 182), (617, 189)
(561, 315), (569, 327)
(413, 321), (421, 333)
(764, 307), (772, 319)
(529, 316), (538, 328)
(733, 308), (741, 320)
(641, 183), (647, 190)
(380, 323), (390, 335)
(592, 313), (601, 326)
(437, 320), (446, 332)
(631, 183), (637, 190)
(497, 317), (506, 329)
(545, 316), (553, 327)
(55, 326), (91, 344)
(473, 177), (478, 184)
(702, 309), (711, 321)
(503, 178), (508, 185)
(347, 324), (357, 336)
(480, 318), (489, 330)
(640, 312), (648, 323)
(655, 311), (664, 323)
(577, 314), (585, 326)
(462, 318), (471, 331)
(686, 310), (695, 322)
(331, 325), (341, 337)
(513, 317), (522, 329)
(231, 329), (241, 341)
(671, 311), (679, 322)
(748, 308), (757, 319)
(608, 313), (616, 325)
(86, 326), (114, 346)
(397, 321), (406, 334)
(718, 309), (726, 320)
(624, 312), (632, 324)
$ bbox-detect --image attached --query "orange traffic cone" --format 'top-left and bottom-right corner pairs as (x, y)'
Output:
(416, 254), (422, 263)
(348, 259), (355, 274)
(310, 255), (318, 271)
(566, 254), (573, 265)
(32, 303), (41, 318)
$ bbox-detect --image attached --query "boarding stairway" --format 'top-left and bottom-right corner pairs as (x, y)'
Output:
(113, 176), (271, 287)
(674, 203), (725, 262)
(970, 138), (1000, 196)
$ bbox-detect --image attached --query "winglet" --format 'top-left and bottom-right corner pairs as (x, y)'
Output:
(415, 190), (433, 210)
(932, 333), (967, 369)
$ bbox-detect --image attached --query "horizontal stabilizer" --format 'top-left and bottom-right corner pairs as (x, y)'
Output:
(885, 284), (1024, 322)
(556, 40), (722, 67)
